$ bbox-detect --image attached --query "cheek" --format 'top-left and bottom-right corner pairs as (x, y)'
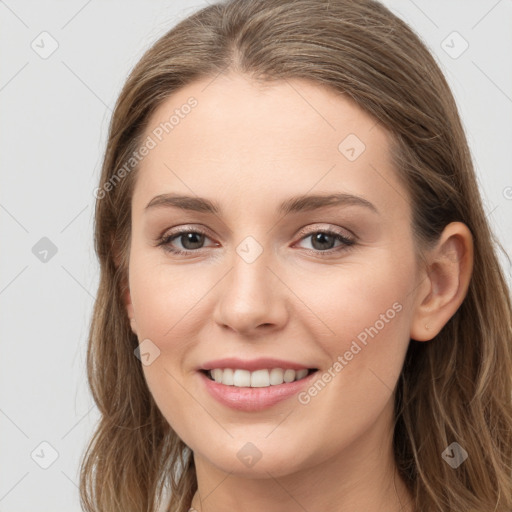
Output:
(129, 255), (210, 340)
(128, 257), (219, 431)
(288, 261), (413, 460)
(316, 257), (412, 334)
(308, 254), (414, 390)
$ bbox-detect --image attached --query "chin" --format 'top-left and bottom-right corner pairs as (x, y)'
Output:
(193, 438), (311, 479)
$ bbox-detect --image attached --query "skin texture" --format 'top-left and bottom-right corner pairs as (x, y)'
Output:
(124, 73), (473, 512)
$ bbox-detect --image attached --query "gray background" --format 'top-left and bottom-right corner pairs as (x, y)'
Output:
(1, 1), (511, 510)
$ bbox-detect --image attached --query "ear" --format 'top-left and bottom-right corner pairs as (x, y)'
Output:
(112, 234), (138, 335)
(123, 285), (138, 336)
(410, 222), (473, 341)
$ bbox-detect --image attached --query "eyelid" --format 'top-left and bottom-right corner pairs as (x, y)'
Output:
(158, 223), (355, 243)
(158, 224), (211, 239)
(295, 223), (356, 241)
(157, 225), (215, 247)
(156, 223), (357, 256)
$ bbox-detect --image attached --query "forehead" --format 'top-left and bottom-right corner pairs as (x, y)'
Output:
(133, 73), (410, 220)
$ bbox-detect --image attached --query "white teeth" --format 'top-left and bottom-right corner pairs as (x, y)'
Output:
(283, 369), (296, 383)
(221, 368), (234, 385)
(233, 369), (251, 387)
(251, 369), (270, 387)
(296, 368), (308, 380)
(269, 368), (284, 385)
(207, 368), (311, 387)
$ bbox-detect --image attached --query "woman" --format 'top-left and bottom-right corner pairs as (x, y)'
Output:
(80, 0), (512, 511)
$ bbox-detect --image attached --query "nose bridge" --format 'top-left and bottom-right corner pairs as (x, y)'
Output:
(214, 234), (287, 334)
(232, 235), (271, 297)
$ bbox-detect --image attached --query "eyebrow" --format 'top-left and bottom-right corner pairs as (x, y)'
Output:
(144, 192), (379, 216)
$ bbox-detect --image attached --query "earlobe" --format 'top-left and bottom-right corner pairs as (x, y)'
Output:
(115, 242), (136, 335)
(129, 315), (138, 335)
(122, 282), (137, 335)
(410, 222), (473, 342)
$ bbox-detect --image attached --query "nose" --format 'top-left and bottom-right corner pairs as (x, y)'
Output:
(213, 246), (289, 336)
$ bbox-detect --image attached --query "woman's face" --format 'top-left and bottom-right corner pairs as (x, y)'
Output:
(125, 73), (425, 478)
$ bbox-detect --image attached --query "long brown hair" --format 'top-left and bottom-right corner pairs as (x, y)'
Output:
(79, 1), (512, 511)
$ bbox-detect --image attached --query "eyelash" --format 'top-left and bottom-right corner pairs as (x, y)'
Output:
(156, 226), (356, 257)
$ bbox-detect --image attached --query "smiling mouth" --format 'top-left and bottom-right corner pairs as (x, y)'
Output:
(200, 368), (318, 388)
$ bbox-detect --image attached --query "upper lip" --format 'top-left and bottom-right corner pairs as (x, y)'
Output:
(199, 357), (315, 372)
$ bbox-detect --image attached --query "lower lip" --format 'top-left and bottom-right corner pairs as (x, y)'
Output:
(199, 370), (317, 411)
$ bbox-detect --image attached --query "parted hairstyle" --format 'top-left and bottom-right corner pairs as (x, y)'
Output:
(79, 1), (512, 511)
